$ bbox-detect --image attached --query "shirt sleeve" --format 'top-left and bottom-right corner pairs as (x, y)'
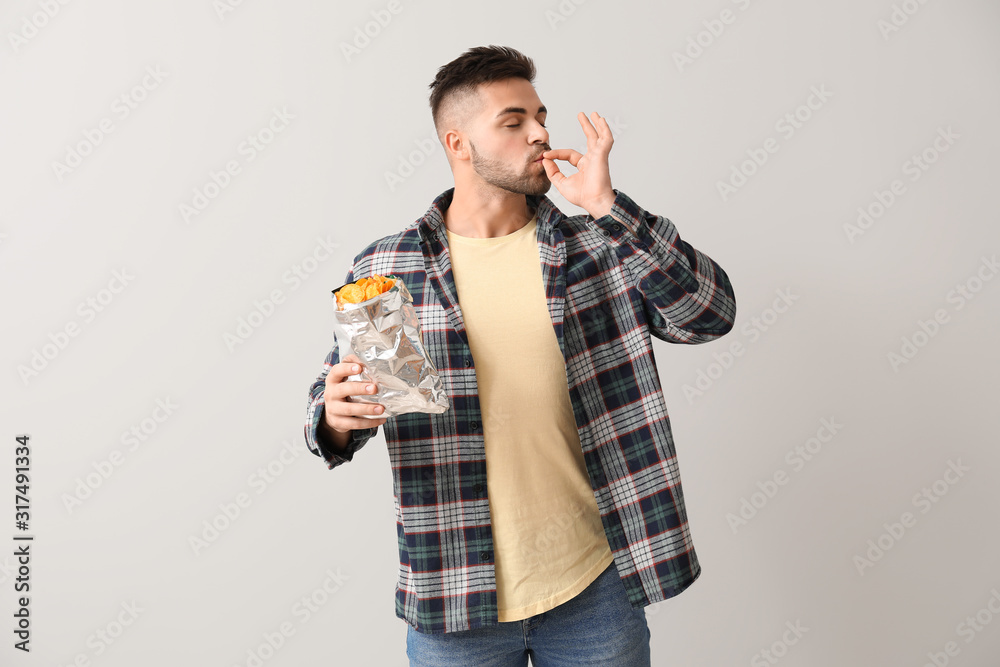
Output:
(303, 265), (379, 470)
(589, 188), (737, 344)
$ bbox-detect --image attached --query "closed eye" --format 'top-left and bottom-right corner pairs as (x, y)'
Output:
(505, 123), (547, 128)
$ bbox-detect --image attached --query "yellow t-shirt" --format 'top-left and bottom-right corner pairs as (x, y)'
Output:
(444, 212), (615, 622)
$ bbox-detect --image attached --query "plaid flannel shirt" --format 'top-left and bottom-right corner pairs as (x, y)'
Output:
(304, 186), (737, 635)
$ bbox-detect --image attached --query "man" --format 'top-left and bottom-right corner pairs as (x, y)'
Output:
(304, 45), (737, 666)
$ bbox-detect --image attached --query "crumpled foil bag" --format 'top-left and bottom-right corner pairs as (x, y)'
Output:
(331, 275), (450, 419)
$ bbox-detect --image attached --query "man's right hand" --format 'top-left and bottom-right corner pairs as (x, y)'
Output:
(322, 354), (388, 437)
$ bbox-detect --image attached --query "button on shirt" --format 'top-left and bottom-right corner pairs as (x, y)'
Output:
(303, 187), (738, 635)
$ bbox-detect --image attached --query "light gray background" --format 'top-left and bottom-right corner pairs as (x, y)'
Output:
(2, 0), (999, 665)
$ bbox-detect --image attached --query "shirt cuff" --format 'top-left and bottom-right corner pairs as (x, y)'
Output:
(311, 405), (375, 469)
(589, 189), (646, 244)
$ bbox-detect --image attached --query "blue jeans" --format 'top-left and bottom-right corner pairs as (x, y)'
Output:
(405, 562), (651, 666)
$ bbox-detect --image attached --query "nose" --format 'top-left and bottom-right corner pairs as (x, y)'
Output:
(528, 119), (549, 146)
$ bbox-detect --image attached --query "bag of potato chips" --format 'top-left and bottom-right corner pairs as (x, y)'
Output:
(332, 274), (450, 418)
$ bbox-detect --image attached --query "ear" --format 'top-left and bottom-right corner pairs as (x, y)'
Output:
(444, 129), (470, 163)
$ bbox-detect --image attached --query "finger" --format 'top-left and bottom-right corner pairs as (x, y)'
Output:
(328, 397), (387, 430)
(595, 113), (614, 143)
(324, 379), (384, 413)
(333, 415), (388, 432)
(592, 113), (614, 151)
(335, 380), (379, 401)
(590, 111), (610, 142)
(541, 157), (564, 183)
(542, 148), (582, 167)
(578, 111), (599, 146)
(335, 396), (386, 418)
(325, 357), (366, 386)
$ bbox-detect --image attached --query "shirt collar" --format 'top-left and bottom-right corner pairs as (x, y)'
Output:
(418, 187), (562, 242)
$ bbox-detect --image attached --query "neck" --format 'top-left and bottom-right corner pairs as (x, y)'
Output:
(443, 183), (536, 239)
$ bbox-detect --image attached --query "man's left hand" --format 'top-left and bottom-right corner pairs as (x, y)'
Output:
(541, 111), (617, 220)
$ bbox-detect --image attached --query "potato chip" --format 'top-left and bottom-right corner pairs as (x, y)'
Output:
(335, 274), (399, 310)
(339, 284), (365, 304)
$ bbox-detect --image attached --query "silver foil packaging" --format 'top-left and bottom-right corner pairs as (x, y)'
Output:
(331, 275), (450, 419)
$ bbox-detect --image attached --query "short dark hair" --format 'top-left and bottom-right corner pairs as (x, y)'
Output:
(428, 45), (536, 135)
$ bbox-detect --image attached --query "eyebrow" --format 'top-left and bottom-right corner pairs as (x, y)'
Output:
(494, 105), (547, 119)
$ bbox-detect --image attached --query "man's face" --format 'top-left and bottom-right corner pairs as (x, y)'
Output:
(466, 78), (551, 196)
